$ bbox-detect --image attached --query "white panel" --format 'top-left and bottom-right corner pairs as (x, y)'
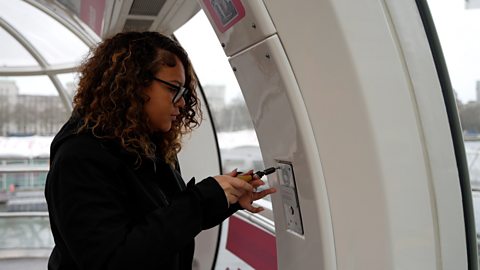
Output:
(276, 161), (304, 235)
(384, 1), (468, 268)
(261, 0), (463, 269)
(230, 35), (336, 270)
(197, 0), (276, 56)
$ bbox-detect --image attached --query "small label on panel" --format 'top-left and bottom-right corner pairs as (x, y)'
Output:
(202, 0), (245, 33)
(276, 161), (304, 235)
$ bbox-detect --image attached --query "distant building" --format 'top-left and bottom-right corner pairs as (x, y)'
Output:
(0, 80), (68, 136)
(0, 81), (19, 135)
(466, 0), (480, 9)
(477, 81), (480, 103)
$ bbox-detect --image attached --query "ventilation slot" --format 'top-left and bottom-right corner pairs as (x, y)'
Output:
(129, 0), (167, 16)
(123, 19), (154, 32)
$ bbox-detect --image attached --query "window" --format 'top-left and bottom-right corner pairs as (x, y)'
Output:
(0, 0), (94, 259)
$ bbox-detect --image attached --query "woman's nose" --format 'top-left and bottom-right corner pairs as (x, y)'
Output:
(175, 96), (186, 108)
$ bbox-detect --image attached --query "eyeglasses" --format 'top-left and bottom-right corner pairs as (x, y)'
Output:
(152, 77), (189, 104)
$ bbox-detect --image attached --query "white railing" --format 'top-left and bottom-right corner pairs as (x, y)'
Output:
(0, 165), (49, 192)
(0, 165), (51, 258)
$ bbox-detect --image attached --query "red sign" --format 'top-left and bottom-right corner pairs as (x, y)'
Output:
(203, 0), (246, 33)
(226, 215), (278, 270)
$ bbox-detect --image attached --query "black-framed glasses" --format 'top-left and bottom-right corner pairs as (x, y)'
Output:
(152, 77), (189, 104)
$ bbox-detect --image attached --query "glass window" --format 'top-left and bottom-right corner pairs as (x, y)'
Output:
(426, 1), (480, 104)
(5, 75), (58, 96)
(0, 0), (89, 66)
(57, 72), (79, 99)
(0, 76), (64, 201)
(426, 0), (480, 265)
(175, 12), (273, 199)
(175, 12), (263, 170)
(0, 0), (93, 259)
(0, 27), (39, 68)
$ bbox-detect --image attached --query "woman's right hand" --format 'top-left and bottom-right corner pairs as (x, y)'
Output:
(213, 169), (253, 207)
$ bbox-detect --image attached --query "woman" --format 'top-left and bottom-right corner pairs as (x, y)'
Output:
(45, 31), (275, 270)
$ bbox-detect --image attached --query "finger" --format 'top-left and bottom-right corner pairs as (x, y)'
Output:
(243, 204), (264, 213)
(227, 168), (238, 177)
(252, 188), (277, 200)
(229, 177), (254, 192)
(248, 179), (265, 188)
(243, 169), (254, 175)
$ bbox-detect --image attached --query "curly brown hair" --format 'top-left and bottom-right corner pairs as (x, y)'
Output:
(73, 31), (201, 166)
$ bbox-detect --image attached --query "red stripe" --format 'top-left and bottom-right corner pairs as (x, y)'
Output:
(226, 215), (277, 270)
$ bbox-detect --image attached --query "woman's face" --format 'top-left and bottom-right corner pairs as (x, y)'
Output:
(144, 55), (186, 133)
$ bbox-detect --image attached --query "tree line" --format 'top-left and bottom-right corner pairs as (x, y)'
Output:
(0, 95), (67, 136)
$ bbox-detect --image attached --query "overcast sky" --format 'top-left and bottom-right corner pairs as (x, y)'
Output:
(427, 0), (480, 102)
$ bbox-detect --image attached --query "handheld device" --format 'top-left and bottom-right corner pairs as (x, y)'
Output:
(236, 166), (278, 182)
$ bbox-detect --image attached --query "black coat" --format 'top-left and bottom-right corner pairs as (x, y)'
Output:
(45, 118), (239, 269)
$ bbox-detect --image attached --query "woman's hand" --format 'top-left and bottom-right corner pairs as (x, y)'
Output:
(236, 170), (277, 213)
(214, 169), (277, 213)
(213, 169), (253, 207)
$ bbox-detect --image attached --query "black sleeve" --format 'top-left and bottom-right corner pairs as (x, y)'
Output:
(201, 202), (242, 230)
(46, 150), (229, 270)
(188, 177), (242, 230)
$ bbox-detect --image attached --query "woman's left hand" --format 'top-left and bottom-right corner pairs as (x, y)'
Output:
(237, 170), (276, 213)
